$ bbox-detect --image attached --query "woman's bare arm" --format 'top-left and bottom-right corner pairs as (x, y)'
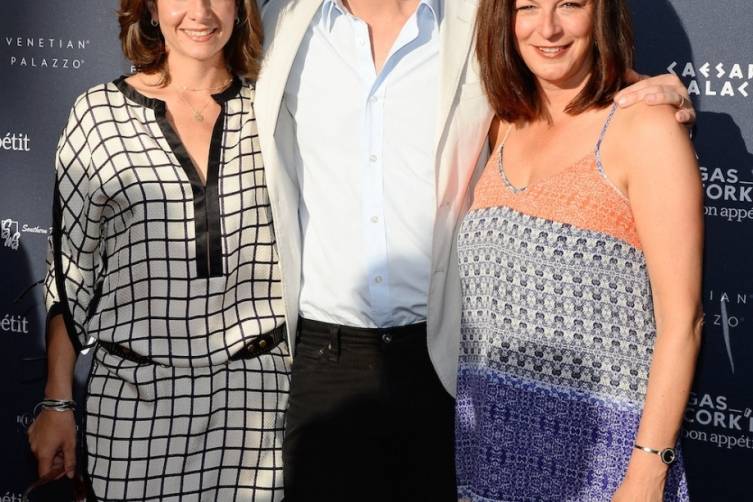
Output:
(27, 314), (78, 479)
(612, 103), (703, 501)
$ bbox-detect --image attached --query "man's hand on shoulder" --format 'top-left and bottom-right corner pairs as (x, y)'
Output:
(615, 70), (695, 127)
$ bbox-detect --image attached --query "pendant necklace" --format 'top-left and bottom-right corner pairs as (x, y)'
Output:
(176, 78), (233, 122)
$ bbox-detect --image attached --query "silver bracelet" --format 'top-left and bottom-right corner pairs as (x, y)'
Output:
(33, 398), (76, 416)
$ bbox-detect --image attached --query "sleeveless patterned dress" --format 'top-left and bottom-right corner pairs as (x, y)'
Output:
(455, 105), (689, 501)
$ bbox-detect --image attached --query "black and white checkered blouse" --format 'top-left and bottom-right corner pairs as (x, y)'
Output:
(43, 77), (289, 501)
(44, 76), (285, 365)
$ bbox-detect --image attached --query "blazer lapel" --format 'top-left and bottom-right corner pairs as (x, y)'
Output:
(435, 0), (478, 143)
(256, 0), (323, 142)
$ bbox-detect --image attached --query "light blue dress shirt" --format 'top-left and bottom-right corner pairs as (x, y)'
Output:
(284, 0), (441, 328)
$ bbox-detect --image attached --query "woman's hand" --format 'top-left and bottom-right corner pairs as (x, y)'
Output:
(612, 454), (668, 502)
(615, 70), (695, 125)
(612, 478), (665, 502)
(30, 314), (78, 479)
(28, 409), (77, 479)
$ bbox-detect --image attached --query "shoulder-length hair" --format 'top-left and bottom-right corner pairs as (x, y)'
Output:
(118, 0), (264, 85)
(476, 0), (634, 122)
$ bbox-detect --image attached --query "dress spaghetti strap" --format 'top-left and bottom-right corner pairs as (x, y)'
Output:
(594, 103), (628, 200)
(500, 123), (514, 148)
(594, 103), (618, 178)
(496, 124), (523, 193)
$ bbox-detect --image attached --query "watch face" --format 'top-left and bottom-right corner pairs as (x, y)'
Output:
(660, 448), (677, 465)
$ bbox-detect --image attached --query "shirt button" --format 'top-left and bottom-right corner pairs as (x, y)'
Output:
(369, 154), (378, 162)
(374, 275), (383, 284)
(370, 216), (379, 223)
(357, 38), (366, 46)
(382, 333), (392, 344)
(368, 96), (378, 104)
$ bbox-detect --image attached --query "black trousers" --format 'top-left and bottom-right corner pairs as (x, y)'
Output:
(283, 318), (457, 502)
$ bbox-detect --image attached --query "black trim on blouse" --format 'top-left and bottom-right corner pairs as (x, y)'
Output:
(112, 76), (242, 279)
(51, 180), (86, 353)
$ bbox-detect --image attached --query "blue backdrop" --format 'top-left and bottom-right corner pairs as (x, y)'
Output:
(0, 1), (751, 500)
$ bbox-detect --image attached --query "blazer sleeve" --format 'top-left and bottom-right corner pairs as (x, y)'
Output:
(44, 96), (103, 352)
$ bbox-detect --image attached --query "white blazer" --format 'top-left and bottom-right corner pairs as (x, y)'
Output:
(255, 0), (494, 396)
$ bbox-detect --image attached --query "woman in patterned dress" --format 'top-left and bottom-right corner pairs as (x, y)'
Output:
(455, 0), (703, 500)
(27, 1), (290, 500)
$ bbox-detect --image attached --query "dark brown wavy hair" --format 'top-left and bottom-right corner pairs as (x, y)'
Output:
(118, 0), (264, 84)
(476, 0), (634, 122)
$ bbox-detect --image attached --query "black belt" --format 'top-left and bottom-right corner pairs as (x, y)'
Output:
(98, 323), (287, 365)
(298, 317), (426, 338)
(297, 318), (426, 363)
(229, 323), (286, 360)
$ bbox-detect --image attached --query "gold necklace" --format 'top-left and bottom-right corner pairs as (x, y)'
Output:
(175, 78), (233, 122)
(177, 92), (212, 122)
(180, 77), (233, 93)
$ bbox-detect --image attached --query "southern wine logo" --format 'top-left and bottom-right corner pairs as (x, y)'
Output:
(1, 219), (21, 251)
(0, 218), (50, 250)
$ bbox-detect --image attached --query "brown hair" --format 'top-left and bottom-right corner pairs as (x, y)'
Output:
(476, 0), (634, 122)
(118, 0), (264, 84)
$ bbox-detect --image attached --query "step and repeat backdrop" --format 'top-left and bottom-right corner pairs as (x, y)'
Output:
(0, 1), (751, 500)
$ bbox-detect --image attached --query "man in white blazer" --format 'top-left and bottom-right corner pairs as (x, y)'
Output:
(254, 0), (693, 499)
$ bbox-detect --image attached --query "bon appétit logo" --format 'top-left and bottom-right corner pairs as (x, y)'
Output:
(0, 314), (29, 336)
(0, 132), (31, 152)
(683, 392), (753, 451)
(0, 491), (24, 502)
(700, 166), (753, 223)
(668, 61), (751, 98)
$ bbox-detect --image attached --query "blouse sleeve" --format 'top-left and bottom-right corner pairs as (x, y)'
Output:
(43, 97), (104, 352)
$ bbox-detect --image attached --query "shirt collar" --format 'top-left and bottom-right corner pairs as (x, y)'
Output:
(322, 0), (442, 32)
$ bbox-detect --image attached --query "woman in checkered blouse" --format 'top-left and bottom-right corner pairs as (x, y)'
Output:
(27, 1), (290, 500)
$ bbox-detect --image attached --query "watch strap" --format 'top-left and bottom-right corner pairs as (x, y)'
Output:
(634, 444), (661, 455)
(634, 443), (677, 465)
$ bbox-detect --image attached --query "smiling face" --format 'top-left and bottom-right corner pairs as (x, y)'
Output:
(514, 0), (595, 91)
(150, 0), (236, 67)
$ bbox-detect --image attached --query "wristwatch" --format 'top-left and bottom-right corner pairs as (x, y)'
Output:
(634, 443), (677, 465)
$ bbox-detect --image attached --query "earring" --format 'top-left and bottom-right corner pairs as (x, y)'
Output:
(151, 18), (159, 27)
(235, 16), (242, 25)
